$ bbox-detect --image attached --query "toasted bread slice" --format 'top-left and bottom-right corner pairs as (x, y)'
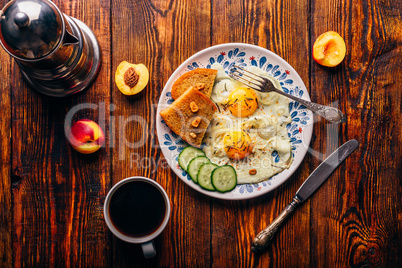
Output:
(160, 87), (217, 148)
(171, 68), (217, 100)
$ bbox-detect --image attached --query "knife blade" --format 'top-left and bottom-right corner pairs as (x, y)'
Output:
(295, 139), (359, 202)
(251, 139), (359, 253)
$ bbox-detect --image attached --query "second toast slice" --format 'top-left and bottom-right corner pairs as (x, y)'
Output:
(171, 68), (217, 100)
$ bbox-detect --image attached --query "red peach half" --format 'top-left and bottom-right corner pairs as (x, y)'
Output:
(313, 31), (346, 67)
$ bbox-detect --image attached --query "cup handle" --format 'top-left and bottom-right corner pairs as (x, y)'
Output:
(141, 241), (156, 258)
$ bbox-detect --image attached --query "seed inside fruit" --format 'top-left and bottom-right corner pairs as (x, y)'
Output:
(124, 67), (139, 88)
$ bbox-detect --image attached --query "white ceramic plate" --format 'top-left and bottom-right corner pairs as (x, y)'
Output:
(156, 43), (313, 200)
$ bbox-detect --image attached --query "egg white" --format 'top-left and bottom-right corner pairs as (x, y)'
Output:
(202, 63), (293, 184)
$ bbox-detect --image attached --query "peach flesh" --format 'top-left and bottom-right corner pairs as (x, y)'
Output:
(313, 31), (346, 67)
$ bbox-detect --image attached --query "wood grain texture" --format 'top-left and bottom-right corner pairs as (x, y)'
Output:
(8, 0), (111, 266)
(211, 0), (312, 267)
(1, 0), (402, 266)
(110, 0), (212, 266)
(0, 1), (12, 266)
(310, 0), (402, 267)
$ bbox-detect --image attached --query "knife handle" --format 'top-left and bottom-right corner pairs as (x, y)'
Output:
(251, 197), (302, 253)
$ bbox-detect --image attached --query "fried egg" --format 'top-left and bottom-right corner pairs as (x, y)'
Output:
(202, 63), (293, 184)
(227, 87), (259, 117)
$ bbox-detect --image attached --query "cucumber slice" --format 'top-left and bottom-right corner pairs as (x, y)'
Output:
(197, 163), (218, 191)
(188, 156), (210, 183)
(211, 165), (237, 193)
(178, 146), (205, 171)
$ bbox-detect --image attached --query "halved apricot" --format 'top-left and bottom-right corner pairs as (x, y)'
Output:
(115, 61), (149, 95)
(313, 31), (346, 67)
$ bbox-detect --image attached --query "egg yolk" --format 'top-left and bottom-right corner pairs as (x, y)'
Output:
(223, 131), (253, 160)
(227, 87), (258, 117)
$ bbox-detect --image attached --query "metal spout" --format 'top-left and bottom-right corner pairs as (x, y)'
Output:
(63, 29), (79, 46)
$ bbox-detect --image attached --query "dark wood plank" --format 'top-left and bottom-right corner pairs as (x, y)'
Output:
(0, 0), (12, 265)
(9, 0), (111, 266)
(1, 0), (402, 266)
(111, 0), (212, 266)
(310, 0), (402, 267)
(211, 0), (311, 267)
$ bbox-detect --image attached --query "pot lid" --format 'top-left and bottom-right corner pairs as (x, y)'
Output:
(0, 0), (65, 60)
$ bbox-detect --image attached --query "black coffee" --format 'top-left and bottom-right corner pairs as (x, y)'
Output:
(109, 181), (166, 237)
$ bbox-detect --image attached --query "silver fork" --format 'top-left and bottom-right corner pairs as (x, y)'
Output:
(229, 65), (346, 124)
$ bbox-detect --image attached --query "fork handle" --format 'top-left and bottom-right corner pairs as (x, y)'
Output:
(274, 89), (345, 124)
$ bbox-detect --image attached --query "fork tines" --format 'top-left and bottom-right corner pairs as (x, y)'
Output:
(229, 65), (266, 92)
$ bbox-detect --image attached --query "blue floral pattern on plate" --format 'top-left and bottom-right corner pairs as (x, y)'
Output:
(160, 47), (311, 194)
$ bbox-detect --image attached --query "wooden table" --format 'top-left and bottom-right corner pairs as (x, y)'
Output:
(1, 0), (401, 267)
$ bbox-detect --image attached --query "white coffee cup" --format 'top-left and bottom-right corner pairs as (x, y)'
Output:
(104, 177), (171, 258)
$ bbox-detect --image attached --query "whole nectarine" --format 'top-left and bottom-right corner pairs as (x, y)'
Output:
(68, 119), (105, 154)
(313, 31), (346, 67)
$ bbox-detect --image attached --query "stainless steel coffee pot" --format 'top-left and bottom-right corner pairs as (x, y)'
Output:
(0, 0), (101, 97)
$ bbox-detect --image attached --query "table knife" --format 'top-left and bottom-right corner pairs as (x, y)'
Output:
(251, 139), (359, 253)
